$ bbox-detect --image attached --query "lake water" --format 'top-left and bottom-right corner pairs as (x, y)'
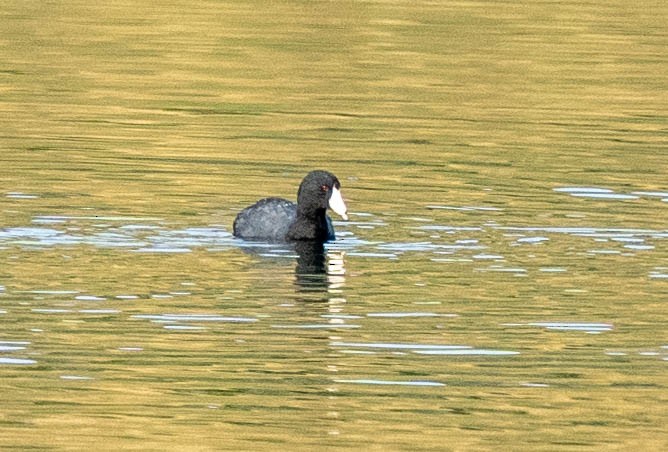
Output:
(1, 0), (667, 450)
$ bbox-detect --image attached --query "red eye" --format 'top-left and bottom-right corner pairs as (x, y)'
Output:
(321, 185), (329, 192)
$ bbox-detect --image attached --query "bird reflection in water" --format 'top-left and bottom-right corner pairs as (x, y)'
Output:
(293, 241), (346, 299)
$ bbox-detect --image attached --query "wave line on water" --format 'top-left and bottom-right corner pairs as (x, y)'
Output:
(333, 379), (445, 387)
(331, 341), (471, 350)
(132, 314), (258, 323)
(415, 349), (520, 356)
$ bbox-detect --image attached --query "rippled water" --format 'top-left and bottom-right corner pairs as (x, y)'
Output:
(2, 0), (667, 450)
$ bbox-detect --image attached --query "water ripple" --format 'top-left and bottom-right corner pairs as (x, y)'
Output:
(426, 205), (502, 212)
(554, 187), (639, 200)
(0, 341), (35, 365)
(331, 341), (518, 355)
(334, 379), (445, 387)
(517, 322), (614, 334)
(133, 314), (258, 323)
(415, 349), (520, 356)
(0, 357), (37, 365)
(366, 312), (444, 318)
(6, 192), (39, 199)
(331, 342), (471, 350)
(272, 324), (361, 329)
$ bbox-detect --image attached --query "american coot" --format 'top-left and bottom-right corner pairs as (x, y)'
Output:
(233, 170), (348, 242)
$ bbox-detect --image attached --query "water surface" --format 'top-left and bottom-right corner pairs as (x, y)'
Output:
(1, 0), (667, 450)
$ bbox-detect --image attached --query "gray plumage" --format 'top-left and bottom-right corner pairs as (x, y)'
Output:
(233, 197), (297, 242)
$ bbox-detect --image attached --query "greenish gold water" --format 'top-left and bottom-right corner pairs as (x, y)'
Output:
(1, 1), (667, 450)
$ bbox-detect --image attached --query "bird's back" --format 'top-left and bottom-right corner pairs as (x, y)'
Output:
(233, 197), (297, 242)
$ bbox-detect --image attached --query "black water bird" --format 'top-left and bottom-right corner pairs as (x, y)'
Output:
(233, 170), (348, 242)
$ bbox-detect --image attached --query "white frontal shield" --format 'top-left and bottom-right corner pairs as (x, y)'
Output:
(328, 186), (348, 220)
